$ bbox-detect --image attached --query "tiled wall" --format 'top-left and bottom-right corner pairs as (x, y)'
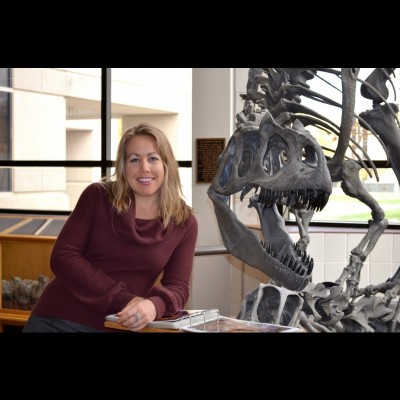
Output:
(230, 227), (400, 317)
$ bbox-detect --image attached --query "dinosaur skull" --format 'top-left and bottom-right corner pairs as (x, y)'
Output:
(208, 111), (332, 291)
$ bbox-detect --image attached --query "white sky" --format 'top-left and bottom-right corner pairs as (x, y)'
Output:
(303, 68), (399, 126)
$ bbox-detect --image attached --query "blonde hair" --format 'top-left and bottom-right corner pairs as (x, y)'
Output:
(101, 122), (192, 228)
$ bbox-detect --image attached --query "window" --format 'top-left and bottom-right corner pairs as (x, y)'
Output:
(0, 68), (193, 214)
(291, 68), (400, 225)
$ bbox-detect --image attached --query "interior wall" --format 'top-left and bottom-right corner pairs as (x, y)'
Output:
(191, 68), (235, 315)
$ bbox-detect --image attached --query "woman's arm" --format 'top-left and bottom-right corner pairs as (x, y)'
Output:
(146, 214), (198, 318)
(50, 184), (134, 314)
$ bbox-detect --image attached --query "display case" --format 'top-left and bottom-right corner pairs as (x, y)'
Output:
(0, 214), (67, 331)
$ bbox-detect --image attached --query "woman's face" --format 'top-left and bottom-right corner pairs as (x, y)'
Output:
(125, 135), (165, 200)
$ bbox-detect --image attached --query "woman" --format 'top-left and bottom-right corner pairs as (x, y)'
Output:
(23, 122), (198, 332)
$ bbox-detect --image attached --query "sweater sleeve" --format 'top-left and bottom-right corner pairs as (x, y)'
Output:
(146, 214), (198, 319)
(50, 184), (134, 314)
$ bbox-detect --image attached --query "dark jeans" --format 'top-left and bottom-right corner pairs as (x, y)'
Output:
(23, 314), (102, 333)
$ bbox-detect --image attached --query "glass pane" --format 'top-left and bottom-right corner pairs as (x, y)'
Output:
(306, 168), (400, 223)
(179, 167), (193, 207)
(289, 68), (400, 224)
(110, 68), (192, 163)
(0, 167), (101, 211)
(109, 68), (193, 209)
(12, 68), (102, 161)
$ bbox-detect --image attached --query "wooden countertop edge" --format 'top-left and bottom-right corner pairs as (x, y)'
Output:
(104, 320), (181, 333)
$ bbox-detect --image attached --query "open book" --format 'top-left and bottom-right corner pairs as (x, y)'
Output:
(105, 309), (220, 330)
(147, 309), (220, 329)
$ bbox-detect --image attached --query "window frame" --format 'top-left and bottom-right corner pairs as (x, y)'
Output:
(0, 68), (192, 216)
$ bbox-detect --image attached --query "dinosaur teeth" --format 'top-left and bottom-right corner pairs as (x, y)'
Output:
(261, 240), (314, 278)
(257, 188), (330, 211)
(240, 185), (256, 202)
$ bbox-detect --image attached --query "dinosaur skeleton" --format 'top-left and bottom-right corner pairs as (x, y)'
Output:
(208, 68), (400, 332)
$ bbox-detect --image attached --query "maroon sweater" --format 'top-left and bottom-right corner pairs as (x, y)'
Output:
(31, 183), (198, 331)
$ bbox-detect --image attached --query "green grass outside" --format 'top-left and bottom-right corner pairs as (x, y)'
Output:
(312, 192), (400, 222)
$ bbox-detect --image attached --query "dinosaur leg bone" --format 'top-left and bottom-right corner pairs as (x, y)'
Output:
(341, 160), (388, 261)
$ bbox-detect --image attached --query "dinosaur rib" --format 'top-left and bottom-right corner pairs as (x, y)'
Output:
(327, 68), (359, 180)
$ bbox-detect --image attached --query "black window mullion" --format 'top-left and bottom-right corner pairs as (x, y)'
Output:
(101, 68), (112, 178)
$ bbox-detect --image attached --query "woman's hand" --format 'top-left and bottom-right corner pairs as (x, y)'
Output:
(117, 297), (157, 332)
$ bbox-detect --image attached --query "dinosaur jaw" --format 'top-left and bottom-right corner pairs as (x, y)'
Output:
(208, 186), (323, 291)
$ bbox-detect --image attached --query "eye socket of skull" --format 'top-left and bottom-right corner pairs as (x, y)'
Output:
(302, 145), (318, 168)
(263, 134), (289, 175)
